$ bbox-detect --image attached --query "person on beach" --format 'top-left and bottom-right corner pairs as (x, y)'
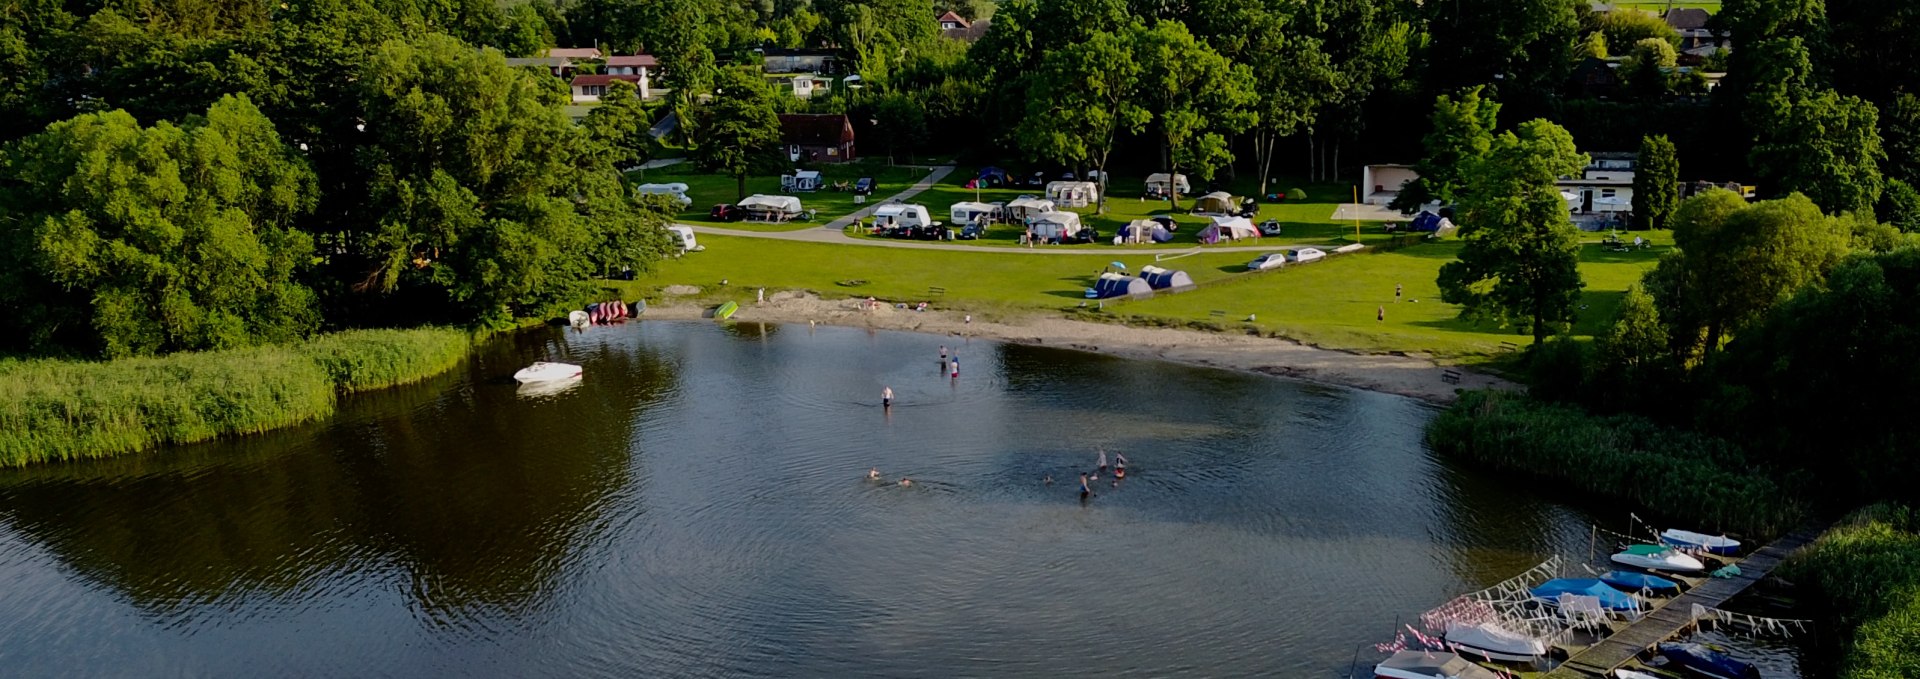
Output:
(1377, 306), (1385, 322)
(1097, 450), (1108, 472)
(882, 386), (893, 408)
(1395, 283), (1403, 301)
(1079, 474), (1091, 499)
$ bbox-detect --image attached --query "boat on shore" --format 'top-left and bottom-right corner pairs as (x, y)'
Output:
(513, 361), (583, 383)
(1600, 570), (1682, 595)
(1657, 641), (1761, 679)
(1660, 529), (1741, 556)
(1373, 650), (1503, 679)
(1612, 544), (1707, 573)
(715, 301), (739, 320)
(1445, 622), (1549, 663)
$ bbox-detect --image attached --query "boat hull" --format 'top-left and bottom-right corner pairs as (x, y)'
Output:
(513, 362), (583, 383)
(715, 301), (739, 320)
(1661, 529), (1741, 556)
(1448, 641), (1542, 664)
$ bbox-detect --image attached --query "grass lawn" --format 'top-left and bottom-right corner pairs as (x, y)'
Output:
(866, 166), (1395, 250)
(638, 161), (934, 230)
(615, 228), (1672, 362)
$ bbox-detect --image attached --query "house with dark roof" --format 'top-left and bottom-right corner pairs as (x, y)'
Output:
(1665, 8), (1729, 53)
(778, 114), (856, 163)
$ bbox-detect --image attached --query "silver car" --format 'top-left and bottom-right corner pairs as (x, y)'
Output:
(1247, 253), (1287, 271)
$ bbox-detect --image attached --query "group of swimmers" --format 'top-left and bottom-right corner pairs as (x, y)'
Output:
(1041, 449), (1130, 500)
(868, 467), (912, 487)
(880, 345), (962, 411)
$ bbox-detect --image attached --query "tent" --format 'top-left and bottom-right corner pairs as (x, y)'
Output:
(1145, 173), (1191, 195)
(739, 194), (805, 220)
(1137, 265), (1195, 291)
(1191, 191), (1237, 215)
(950, 201), (998, 225)
(1198, 215), (1259, 243)
(977, 166), (1010, 185)
(1006, 196), (1056, 220)
(1028, 211), (1083, 240)
(1118, 219), (1174, 244)
(1045, 181), (1100, 208)
(1410, 210), (1453, 233)
(781, 170), (823, 192)
(1088, 272), (1152, 299)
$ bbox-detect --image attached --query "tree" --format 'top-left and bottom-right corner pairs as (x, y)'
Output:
(1714, 0), (1826, 45)
(1882, 179), (1920, 233)
(1134, 20), (1255, 207)
(1646, 190), (1852, 357)
(1391, 86), (1501, 213)
(1594, 8), (1679, 51)
(1825, 0), (1920, 104)
(1014, 27), (1147, 211)
(0, 95), (318, 357)
(1880, 93), (1920, 186)
(1438, 119), (1589, 343)
(1750, 89), (1885, 216)
(1420, 0), (1580, 92)
(870, 92), (929, 164)
(1624, 37), (1677, 98)
(1632, 134), (1679, 230)
(692, 68), (782, 201)
(583, 79), (654, 169)
(1574, 30), (1608, 60)
(1228, 3), (1333, 198)
(1589, 284), (1676, 412)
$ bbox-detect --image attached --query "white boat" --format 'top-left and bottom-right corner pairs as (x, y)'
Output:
(513, 361), (583, 383)
(568, 310), (589, 328)
(1615, 670), (1663, 679)
(1660, 529), (1742, 556)
(1611, 544), (1707, 573)
(1374, 650), (1502, 679)
(515, 375), (582, 398)
(1446, 622), (1549, 663)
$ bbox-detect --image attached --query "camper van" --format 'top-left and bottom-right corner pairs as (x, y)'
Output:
(666, 225), (700, 252)
(635, 183), (692, 208)
(872, 203), (935, 230)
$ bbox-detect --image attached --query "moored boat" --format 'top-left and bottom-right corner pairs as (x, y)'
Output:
(1530, 578), (1641, 611)
(513, 361), (583, 383)
(1660, 529), (1742, 556)
(1445, 622), (1548, 663)
(1373, 650), (1503, 679)
(568, 310), (589, 328)
(1657, 641), (1761, 679)
(1612, 544), (1707, 573)
(1600, 570), (1682, 595)
(716, 301), (739, 320)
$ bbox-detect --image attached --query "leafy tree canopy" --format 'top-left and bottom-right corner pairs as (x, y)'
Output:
(1438, 119), (1589, 342)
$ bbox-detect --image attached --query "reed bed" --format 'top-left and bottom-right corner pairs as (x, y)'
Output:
(0, 328), (474, 466)
(1425, 389), (1805, 538)
(1783, 505), (1920, 679)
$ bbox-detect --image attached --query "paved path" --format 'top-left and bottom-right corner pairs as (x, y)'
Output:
(683, 165), (1330, 256)
(1543, 526), (1826, 678)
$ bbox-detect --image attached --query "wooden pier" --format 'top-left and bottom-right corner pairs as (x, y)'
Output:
(1543, 527), (1823, 678)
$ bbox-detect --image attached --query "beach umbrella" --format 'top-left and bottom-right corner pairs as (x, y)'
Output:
(1110, 261), (1127, 270)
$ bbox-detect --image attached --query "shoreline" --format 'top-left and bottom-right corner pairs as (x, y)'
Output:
(646, 292), (1511, 404)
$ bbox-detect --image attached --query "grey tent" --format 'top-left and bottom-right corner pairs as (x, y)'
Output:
(1088, 272), (1152, 299)
(1138, 265), (1195, 291)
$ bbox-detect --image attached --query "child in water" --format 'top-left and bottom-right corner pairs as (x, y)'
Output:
(899, 478), (913, 487)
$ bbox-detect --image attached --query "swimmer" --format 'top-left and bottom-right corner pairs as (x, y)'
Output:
(882, 386), (894, 408)
(1043, 474), (1053, 485)
(1097, 449), (1108, 472)
(899, 478), (913, 487)
(1114, 466), (1126, 480)
(949, 356), (960, 378)
(868, 468), (881, 481)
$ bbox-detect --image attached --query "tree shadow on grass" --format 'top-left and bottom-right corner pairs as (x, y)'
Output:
(1579, 244), (1673, 264)
(1573, 289), (1628, 335)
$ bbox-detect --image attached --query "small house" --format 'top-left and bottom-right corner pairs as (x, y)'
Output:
(569, 74), (647, 103)
(762, 48), (839, 74)
(937, 11), (991, 41)
(778, 114), (856, 163)
(1045, 181), (1099, 208)
(1557, 152), (1637, 214)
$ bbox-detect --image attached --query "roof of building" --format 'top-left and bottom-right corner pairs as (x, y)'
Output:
(506, 57), (570, 68)
(762, 48), (840, 58)
(570, 74), (645, 87)
(941, 17), (991, 41)
(936, 10), (970, 27)
(546, 47), (603, 59)
(1665, 8), (1711, 30)
(605, 55), (659, 67)
(778, 114), (855, 146)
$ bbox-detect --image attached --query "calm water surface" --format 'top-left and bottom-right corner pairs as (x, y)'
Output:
(0, 321), (1619, 677)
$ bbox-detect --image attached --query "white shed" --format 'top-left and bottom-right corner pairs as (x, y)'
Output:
(1045, 180), (1100, 208)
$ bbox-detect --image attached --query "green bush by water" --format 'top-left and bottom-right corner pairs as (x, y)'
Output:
(1782, 505), (1920, 679)
(0, 328), (473, 466)
(1425, 390), (1805, 537)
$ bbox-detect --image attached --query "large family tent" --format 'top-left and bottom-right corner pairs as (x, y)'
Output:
(977, 166), (1010, 185)
(1191, 191), (1237, 215)
(1145, 173), (1191, 195)
(739, 194), (805, 221)
(1410, 210), (1453, 233)
(1138, 265), (1195, 291)
(1198, 215), (1260, 244)
(1088, 272), (1153, 299)
(1118, 219), (1174, 244)
(1006, 196), (1056, 221)
(1045, 181), (1100, 208)
(1028, 211), (1084, 240)
(950, 201), (998, 225)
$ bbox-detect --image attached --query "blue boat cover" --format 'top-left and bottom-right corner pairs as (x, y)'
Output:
(1600, 570), (1680, 594)
(1658, 642), (1760, 679)
(1531, 578), (1639, 610)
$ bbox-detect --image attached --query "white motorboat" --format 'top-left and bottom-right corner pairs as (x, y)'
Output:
(1611, 544), (1707, 573)
(513, 361), (583, 383)
(1446, 622), (1549, 663)
(515, 375), (582, 398)
(1374, 650), (1502, 679)
(1615, 670), (1663, 679)
(568, 310), (590, 328)
(1660, 529), (1742, 556)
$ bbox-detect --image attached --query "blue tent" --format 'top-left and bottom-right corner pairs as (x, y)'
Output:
(1138, 266), (1195, 291)
(1119, 221), (1174, 243)
(1410, 210), (1450, 233)
(1087, 273), (1153, 299)
(1531, 578), (1640, 611)
(977, 167), (1010, 184)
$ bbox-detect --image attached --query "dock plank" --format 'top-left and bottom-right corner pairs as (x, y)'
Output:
(1543, 527), (1822, 678)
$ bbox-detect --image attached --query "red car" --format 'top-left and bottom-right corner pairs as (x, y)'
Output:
(707, 204), (743, 222)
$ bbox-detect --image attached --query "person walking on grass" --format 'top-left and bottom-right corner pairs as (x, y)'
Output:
(1395, 283), (1402, 302)
(1377, 306), (1385, 322)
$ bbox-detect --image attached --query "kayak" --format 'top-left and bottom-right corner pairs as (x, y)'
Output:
(716, 301), (739, 320)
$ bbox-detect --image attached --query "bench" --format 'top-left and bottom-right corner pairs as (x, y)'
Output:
(1500, 341), (1520, 353)
(1441, 370), (1462, 385)
(928, 286), (947, 296)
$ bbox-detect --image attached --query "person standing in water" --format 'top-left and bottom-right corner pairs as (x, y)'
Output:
(1097, 450), (1108, 472)
(949, 356), (960, 378)
(1079, 473), (1091, 499)
(882, 386), (894, 409)
(1115, 452), (1128, 479)
(939, 345), (948, 359)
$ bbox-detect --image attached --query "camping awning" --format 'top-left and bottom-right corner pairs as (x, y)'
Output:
(1209, 215), (1259, 238)
(740, 194), (803, 212)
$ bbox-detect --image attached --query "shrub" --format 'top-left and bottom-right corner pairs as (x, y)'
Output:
(1781, 505), (1920, 679)
(299, 328), (473, 392)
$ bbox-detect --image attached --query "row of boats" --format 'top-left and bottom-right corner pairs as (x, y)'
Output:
(1372, 528), (1761, 679)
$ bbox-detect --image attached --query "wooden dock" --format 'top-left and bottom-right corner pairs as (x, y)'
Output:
(1543, 527), (1823, 678)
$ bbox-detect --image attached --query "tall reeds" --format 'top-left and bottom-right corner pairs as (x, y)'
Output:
(1425, 389), (1806, 538)
(1782, 505), (1920, 679)
(0, 328), (474, 466)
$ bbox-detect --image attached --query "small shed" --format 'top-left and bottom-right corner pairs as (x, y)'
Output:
(1089, 272), (1153, 299)
(1138, 265), (1195, 291)
(1006, 196), (1056, 220)
(1045, 181), (1100, 208)
(1191, 191), (1237, 215)
(1028, 211), (1083, 240)
(739, 194), (805, 221)
(1145, 173), (1191, 195)
(951, 201), (998, 225)
(782, 170), (823, 192)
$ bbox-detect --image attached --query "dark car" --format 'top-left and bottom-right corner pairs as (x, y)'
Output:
(854, 177), (875, 195)
(1062, 228), (1100, 245)
(957, 222), (988, 240)
(908, 224), (950, 241)
(1236, 197), (1260, 218)
(708, 204), (743, 222)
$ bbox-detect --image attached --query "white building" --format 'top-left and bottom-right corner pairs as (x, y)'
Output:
(1361, 164), (1419, 206)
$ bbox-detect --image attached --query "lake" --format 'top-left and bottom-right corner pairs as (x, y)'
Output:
(0, 321), (1618, 677)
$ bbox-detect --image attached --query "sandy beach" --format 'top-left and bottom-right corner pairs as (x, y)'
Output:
(646, 292), (1511, 403)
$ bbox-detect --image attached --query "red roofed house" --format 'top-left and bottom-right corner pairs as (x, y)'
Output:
(936, 11), (990, 41)
(777, 114), (856, 163)
(604, 54), (658, 98)
(571, 74), (647, 103)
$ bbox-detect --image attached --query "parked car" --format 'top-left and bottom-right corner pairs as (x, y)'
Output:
(1258, 219), (1284, 236)
(1236, 197), (1261, 218)
(708, 204), (743, 222)
(854, 177), (875, 195)
(1061, 228), (1100, 245)
(1285, 247), (1326, 264)
(957, 221), (988, 240)
(1062, 171), (1077, 180)
(1247, 252), (1287, 271)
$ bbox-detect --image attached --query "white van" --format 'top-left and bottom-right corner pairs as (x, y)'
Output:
(872, 203), (935, 229)
(666, 225), (700, 252)
(635, 183), (692, 208)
